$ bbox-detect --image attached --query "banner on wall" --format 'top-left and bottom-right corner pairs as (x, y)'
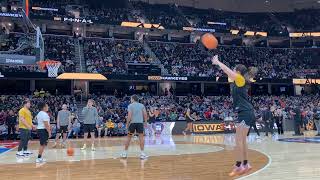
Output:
(183, 27), (215, 32)
(289, 32), (320, 37)
(121, 22), (164, 29)
(32, 7), (58, 11)
(0, 54), (36, 65)
(54, 17), (93, 24)
(193, 123), (225, 133)
(0, 12), (22, 18)
(148, 76), (188, 81)
(293, 78), (320, 85)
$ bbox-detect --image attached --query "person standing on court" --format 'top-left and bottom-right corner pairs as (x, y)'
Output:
(313, 102), (320, 136)
(35, 102), (51, 163)
(81, 99), (99, 151)
(212, 55), (257, 176)
(5, 110), (17, 140)
(290, 105), (303, 136)
(274, 106), (284, 135)
(121, 95), (148, 159)
(16, 99), (34, 157)
(53, 104), (71, 148)
(262, 105), (274, 137)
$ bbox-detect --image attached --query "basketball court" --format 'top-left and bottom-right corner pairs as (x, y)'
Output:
(0, 132), (319, 180)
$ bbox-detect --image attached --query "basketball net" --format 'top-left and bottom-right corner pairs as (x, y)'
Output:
(37, 60), (61, 78)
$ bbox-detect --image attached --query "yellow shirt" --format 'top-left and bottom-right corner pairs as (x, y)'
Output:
(39, 91), (45, 98)
(18, 107), (33, 129)
(106, 122), (115, 128)
(234, 74), (246, 87)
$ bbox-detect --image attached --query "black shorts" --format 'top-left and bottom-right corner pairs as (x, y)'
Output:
(128, 123), (144, 135)
(37, 129), (49, 146)
(84, 124), (96, 133)
(57, 125), (68, 133)
(186, 118), (193, 123)
(236, 110), (255, 126)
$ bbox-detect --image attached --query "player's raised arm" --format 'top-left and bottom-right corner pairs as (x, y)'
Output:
(211, 55), (238, 81)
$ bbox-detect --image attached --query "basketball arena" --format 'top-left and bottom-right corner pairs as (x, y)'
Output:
(0, 0), (320, 179)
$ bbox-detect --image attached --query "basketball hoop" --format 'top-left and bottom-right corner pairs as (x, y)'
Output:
(37, 60), (61, 78)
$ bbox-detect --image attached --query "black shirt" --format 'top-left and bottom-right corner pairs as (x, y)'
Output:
(314, 107), (320, 120)
(6, 115), (17, 126)
(231, 82), (254, 112)
(294, 107), (301, 122)
(262, 110), (272, 122)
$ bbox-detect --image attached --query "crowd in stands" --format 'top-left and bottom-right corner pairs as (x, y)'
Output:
(85, 7), (131, 25)
(44, 35), (76, 72)
(0, 94), (77, 139)
(3, 0), (320, 32)
(0, 34), (77, 73)
(1, 33), (318, 78)
(0, 93), (319, 139)
(133, 2), (189, 29)
(0, 33), (35, 56)
(276, 9), (320, 31)
(0, 65), (40, 73)
(83, 38), (151, 74)
(149, 41), (318, 78)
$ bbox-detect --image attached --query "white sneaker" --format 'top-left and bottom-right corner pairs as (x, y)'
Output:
(91, 145), (96, 151)
(81, 144), (86, 150)
(36, 158), (46, 163)
(120, 152), (127, 159)
(23, 151), (33, 155)
(140, 153), (148, 160)
(16, 151), (24, 156)
(182, 131), (186, 136)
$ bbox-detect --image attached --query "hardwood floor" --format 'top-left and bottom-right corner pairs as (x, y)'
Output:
(1, 132), (319, 180)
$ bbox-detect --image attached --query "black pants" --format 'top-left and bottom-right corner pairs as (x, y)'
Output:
(18, 128), (31, 151)
(7, 125), (16, 140)
(106, 128), (114, 136)
(265, 120), (274, 136)
(293, 120), (303, 135)
(247, 121), (260, 136)
(275, 117), (284, 135)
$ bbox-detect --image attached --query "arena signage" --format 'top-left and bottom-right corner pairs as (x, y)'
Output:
(289, 32), (320, 37)
(207, 22), (227, 26)
(183, 27), (215, 32)
(193, 123), (224, 133)
(0, 12), (22, 18)
(63, 17), (93, 24)
(54, 17), (93, 24)
(0, 54), (36, 65)
(0, 72), (4, 78)
(293, 78), (320, 85)
(148, 76), (188, 81)
(121, 22), (164, 29)
(32, 7), (59, 11)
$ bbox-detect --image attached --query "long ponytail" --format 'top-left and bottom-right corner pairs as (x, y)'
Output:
(245, 66), (258, 82)
(235, 64), (258, 83)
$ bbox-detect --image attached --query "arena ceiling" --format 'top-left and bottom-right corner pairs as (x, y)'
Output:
(134, 0), (320, 12)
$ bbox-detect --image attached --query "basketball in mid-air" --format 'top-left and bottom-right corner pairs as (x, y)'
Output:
(201, 33), (218, 49)
(67, 147), (74, 156)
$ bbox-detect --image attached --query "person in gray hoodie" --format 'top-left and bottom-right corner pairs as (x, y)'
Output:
(81, 99), (99, 151)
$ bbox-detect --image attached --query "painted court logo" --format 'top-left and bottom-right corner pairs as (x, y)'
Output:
(278, 137), (320, 144)
(0, 142), (19, 154)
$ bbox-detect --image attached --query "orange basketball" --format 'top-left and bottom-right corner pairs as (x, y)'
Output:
(67, 147), (74, 156)
(201, 33), (218, 49)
